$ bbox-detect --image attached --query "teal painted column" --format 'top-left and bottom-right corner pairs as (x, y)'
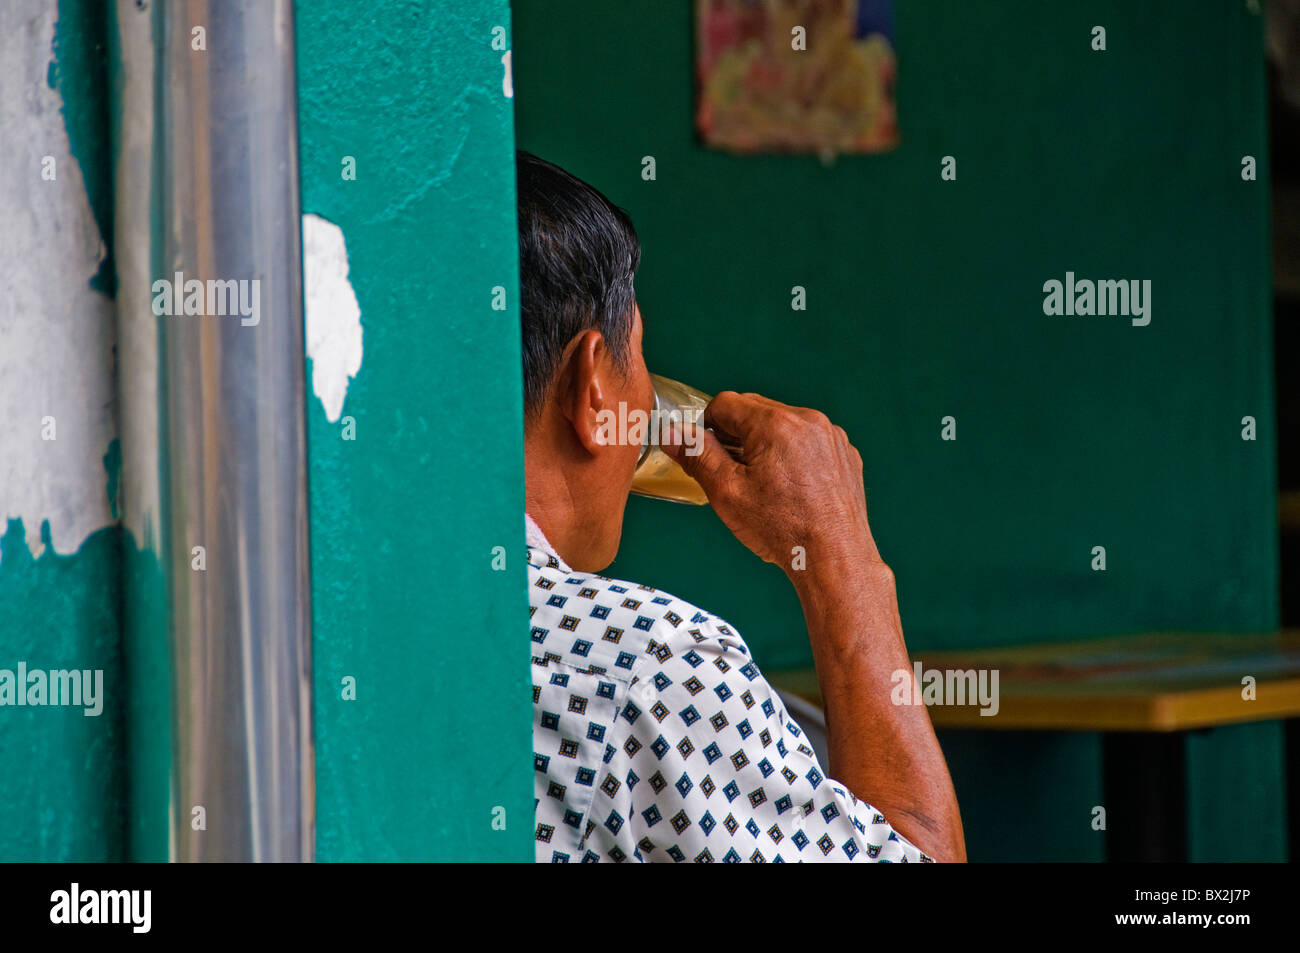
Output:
(296, 0), (533, 860)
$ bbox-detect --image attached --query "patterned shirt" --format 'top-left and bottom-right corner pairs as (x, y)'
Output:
(527, 514), (933, 863)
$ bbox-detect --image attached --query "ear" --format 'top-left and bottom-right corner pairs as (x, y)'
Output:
(555, 329), (614, 455)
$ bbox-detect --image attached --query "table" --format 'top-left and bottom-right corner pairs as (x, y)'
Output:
(769, 630), (1300, 732)
(769, 631), (1300, 861)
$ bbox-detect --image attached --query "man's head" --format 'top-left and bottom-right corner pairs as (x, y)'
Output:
(517, 151), (654, 571)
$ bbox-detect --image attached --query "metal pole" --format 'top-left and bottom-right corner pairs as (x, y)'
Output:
(116, 0), (314, 862)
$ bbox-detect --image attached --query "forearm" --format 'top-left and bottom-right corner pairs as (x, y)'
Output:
(792, 555), (967, 862)
(672, 389), (966, 858)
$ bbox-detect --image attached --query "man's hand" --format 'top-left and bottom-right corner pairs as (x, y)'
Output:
(664, 391), (881, 575)
(662, 390), (967, 862)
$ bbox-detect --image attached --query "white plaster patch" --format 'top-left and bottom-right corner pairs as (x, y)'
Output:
(0, 1), (117, 564)
(302, 213), (363, 423)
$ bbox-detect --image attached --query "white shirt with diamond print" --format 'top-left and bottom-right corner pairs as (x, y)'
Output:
(527, 515), (933, 863)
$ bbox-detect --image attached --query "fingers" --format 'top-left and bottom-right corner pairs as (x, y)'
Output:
(662, 424), (741, 495)
(703, 390), (776, 443)
(706, 391), (843, 454)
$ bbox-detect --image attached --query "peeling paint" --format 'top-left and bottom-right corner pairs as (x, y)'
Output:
(302, 212), (363, 423)
(49, 0), (113, 295)
(0, 0), (117, 566)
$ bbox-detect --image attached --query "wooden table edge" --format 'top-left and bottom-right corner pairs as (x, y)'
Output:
(768, 674), (1300, 733)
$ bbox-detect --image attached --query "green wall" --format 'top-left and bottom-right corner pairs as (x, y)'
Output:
(297, 0), (533, 861)
(0, 523), (125, 861)
(4, 0), (535, 863)
(512, 0), (1280, 860)
(0, 0), (124, 863)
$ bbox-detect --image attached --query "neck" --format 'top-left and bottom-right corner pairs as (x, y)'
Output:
(525, 411), (626, 572)
(525, 488), (575, 561)
(524, 429), (586, 569)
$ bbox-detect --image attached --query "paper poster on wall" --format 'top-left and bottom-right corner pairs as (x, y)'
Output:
(696, 0), (898, 157)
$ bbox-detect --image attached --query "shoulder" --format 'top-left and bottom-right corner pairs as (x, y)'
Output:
(526, 546), (752, 685)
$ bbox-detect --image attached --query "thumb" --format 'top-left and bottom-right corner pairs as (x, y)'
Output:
(662, 421), (739, 494)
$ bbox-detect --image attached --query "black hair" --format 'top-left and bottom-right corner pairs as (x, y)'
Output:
(516, 151), (641, 417)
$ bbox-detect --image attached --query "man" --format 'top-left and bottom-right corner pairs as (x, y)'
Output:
(518, 151), (965, 863)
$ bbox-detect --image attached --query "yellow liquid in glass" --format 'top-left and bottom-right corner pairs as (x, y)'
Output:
(630, 374), (738, 506)
(631, 445), (710, 506)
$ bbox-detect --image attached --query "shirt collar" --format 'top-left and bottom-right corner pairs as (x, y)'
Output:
(525, 512), (572, 573)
